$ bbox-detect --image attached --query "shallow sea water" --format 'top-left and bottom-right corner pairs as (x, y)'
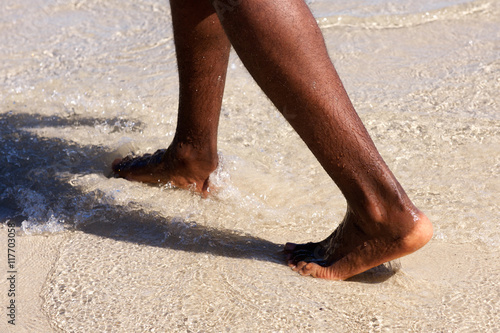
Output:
(0, 0), (499, 332)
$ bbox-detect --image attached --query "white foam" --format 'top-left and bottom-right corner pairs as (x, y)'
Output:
(21, 214), (65, 235)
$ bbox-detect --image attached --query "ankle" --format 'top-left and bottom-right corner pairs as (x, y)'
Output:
(349, 193), (432, 246)
(169, 139), (219, 174)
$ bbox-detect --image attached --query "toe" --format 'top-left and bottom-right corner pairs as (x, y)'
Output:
(292, 260), (308, 272)
(298, 262), (319, 277)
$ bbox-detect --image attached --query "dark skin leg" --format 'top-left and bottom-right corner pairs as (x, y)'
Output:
(113, 0), (230, 195)
(113, 0), (433, 280)
(206, 0), (432, 280)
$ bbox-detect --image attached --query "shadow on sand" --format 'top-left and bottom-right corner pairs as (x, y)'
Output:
(0, 110), (396, 282)
(0, 110), (282, 263)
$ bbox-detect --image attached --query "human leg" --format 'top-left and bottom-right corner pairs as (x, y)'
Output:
(210, 0), (432, 280)
(113, 0), (230, 195)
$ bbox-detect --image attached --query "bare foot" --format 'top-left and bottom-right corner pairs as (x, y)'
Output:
(112, 142), (218, 196)
(284, 208), (432, 280)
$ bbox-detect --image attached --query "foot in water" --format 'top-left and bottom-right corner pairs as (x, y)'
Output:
(112, 142), (218, 196)
(284, 208), (432, 281)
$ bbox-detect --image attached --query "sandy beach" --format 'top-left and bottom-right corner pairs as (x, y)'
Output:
(1, 227), (499, 332)
(1, 0), (499, 331)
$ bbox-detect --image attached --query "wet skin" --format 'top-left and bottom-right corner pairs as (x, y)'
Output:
(112, 0), (433, 280)
(113, 142), (217, 196)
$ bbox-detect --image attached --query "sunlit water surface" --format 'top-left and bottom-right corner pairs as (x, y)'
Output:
(1, 0), (498, 332)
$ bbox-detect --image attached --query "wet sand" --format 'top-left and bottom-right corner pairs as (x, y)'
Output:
(1, 0), (499, 331)
(1, 227), (499, 332)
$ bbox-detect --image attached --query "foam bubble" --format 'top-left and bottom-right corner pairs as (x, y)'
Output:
(21, 214), (66, 235)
